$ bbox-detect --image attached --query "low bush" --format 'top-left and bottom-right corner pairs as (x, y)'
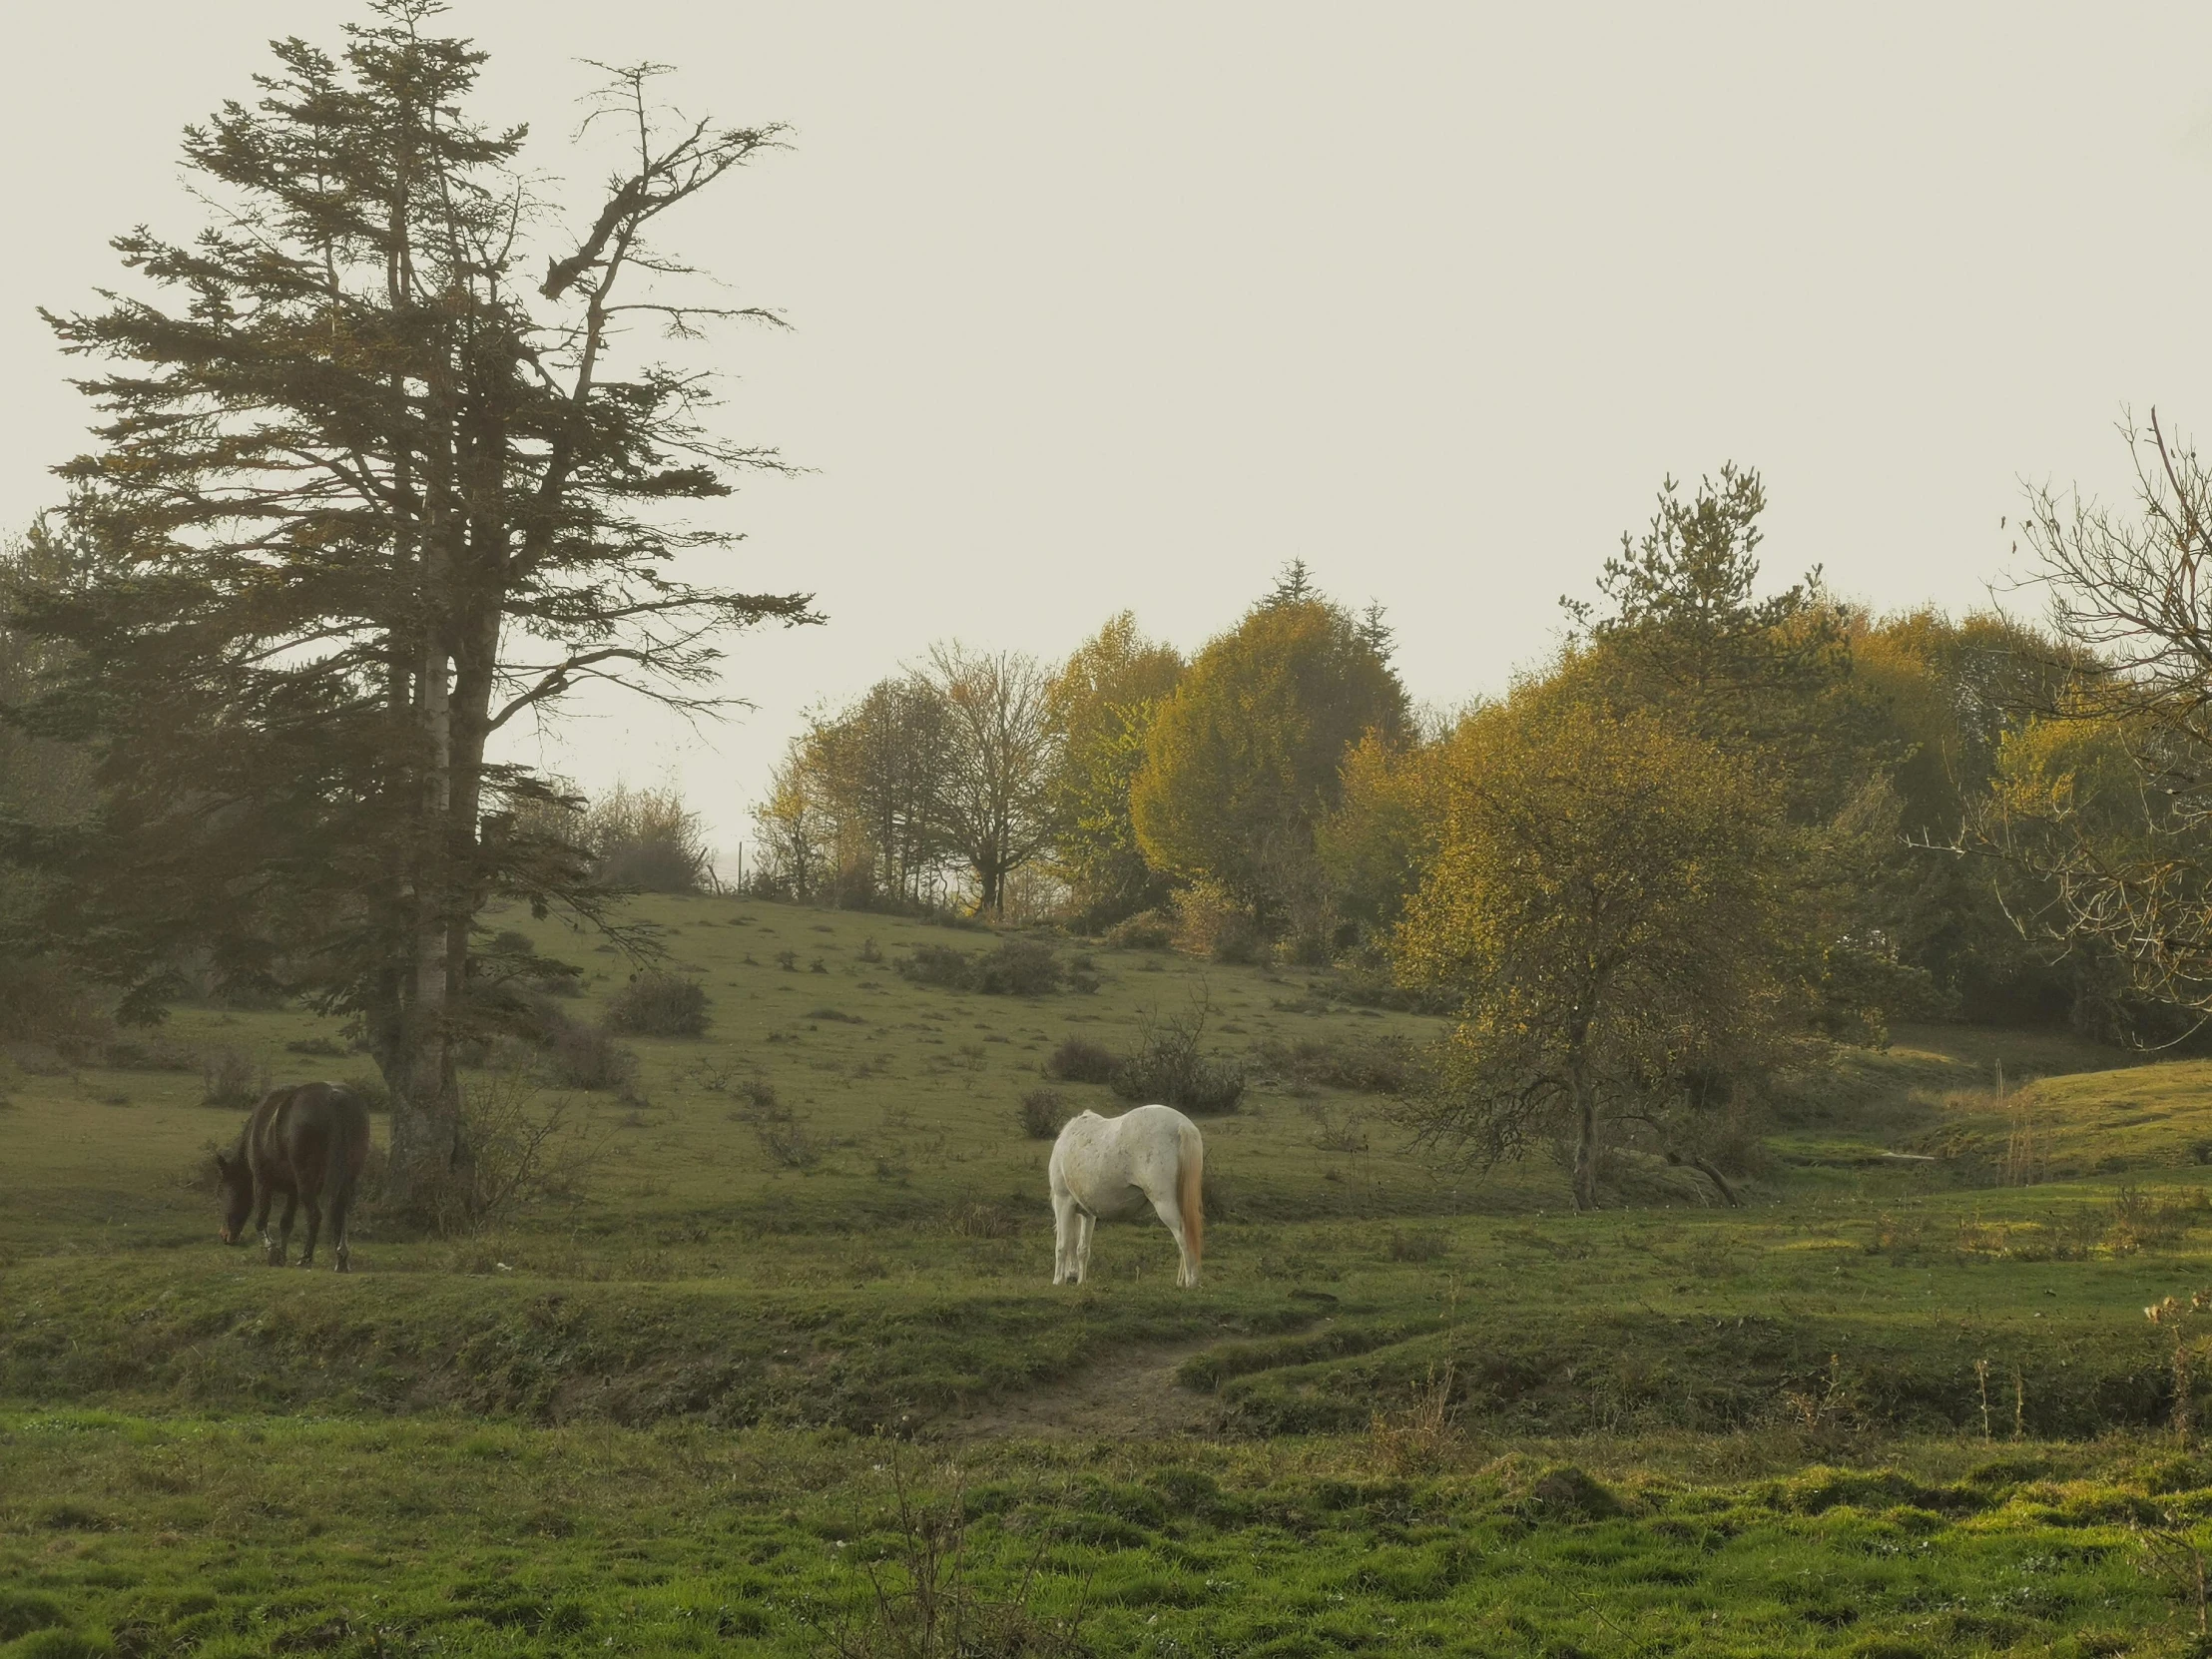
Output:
(604, 969), (711, 1037)
(1170, 882), (1266, 964)
(1330, 962), (1457, 1015)
(1254, 1034), (1412, 1095)
(0, 958), (110, 1049)
(1112, 1002), (1246, 1114)
(974, 939), (1063, 995)
(539, 1018), (639, 1093)
(104, 1037), (199, 1071)
(899, 939), (1066, 996)
(1045, 1036), (1122, 1085)
(1017, 1087), (1068, 1139)
(1103, 909), (1174, 951)
(899, 943), (974, 989)
(342, 1069), (390, 1113)
(581, 782), (712, 892)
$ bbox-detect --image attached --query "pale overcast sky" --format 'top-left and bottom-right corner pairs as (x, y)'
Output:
(7, 4), (2212, 867)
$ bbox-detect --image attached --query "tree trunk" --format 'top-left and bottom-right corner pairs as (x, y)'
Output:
(387, 622), (461, 1208)
(1569, 1046), (1599, 1212)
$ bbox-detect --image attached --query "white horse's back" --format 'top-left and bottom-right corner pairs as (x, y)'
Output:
(1048, 1104), (1205, 1288)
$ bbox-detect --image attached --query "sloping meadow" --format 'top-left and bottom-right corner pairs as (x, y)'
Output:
(15, 895), (2212, 1651)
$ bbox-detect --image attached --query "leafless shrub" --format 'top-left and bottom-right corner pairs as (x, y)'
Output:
(1017, 1088), (1067, 1140)
(810, 1443), (1090, 1659)
(200, 1046), (268, 1108)
(756, 1118), (824, 1170)
(1112, 997), (1245, 1114)
(733, 1077), (785, 1117)
(1303, 1101), (1370, 1154)
(1369, 1363), (1464, 1477)
(417, 1066), (608, 1236)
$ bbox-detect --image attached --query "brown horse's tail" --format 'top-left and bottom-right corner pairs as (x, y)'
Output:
(1178, 1116), (1205, 1280)
(325, 1090), (371, 1269)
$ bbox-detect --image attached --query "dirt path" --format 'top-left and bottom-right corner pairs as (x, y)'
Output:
(931, 1341), (1219, 1442)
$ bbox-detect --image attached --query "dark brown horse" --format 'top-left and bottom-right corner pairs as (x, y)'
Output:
(215, 1083), (371, 1272)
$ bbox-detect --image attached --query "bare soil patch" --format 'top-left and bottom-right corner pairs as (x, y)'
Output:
(931, 1340), (1218, 1441)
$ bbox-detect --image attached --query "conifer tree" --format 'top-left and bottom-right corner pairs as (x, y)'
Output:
(6, 2), (814, 1210)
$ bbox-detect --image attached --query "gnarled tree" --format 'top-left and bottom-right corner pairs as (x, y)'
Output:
(1972, 412), (2212, 1031)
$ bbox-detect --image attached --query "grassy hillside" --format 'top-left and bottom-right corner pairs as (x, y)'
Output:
(13, 895), (2212, 1653)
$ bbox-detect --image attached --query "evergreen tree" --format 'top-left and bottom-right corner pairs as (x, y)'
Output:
(5, 3), (814, 1210)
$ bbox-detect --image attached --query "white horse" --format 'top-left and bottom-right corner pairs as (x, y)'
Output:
(1047, 1104), (1205, 1288)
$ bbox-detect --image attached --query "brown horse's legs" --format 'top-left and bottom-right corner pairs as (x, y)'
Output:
(255, 1185), (279, 1265)
(329, 1185), (352, 1274)
(297, 1194), (322, 1268)
(273, 1194), (298, 1267)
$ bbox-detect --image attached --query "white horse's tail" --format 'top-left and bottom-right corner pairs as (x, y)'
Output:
(1178, 1117), (1205, 1277)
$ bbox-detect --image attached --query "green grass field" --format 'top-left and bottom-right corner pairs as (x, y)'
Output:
(13, 895), (2212, 1655)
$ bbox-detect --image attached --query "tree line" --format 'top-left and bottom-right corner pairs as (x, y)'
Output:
(745, 461), (2212, 1207)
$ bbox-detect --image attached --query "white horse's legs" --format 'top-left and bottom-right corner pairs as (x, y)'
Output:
(1050, 1189), (1083, 1285)
(1146, 1186), (1197, 1287)
(1073, 1211), (1096, 1283)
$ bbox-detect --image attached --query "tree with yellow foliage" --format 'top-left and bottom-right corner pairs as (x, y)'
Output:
(1131, 591), (1405, 944)
(1391, 690), (1792, 1211)
(1044, 613), (1185, 928)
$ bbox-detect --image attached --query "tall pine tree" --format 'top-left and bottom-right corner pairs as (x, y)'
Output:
(7, 2), (815, 1210)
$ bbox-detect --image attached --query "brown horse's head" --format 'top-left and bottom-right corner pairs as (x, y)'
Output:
(214, 1149), (253, 1245)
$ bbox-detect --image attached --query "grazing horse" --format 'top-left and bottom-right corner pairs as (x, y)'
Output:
(215, 1082), (371, 1272)
(1048, 1104), (1205, 1288)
